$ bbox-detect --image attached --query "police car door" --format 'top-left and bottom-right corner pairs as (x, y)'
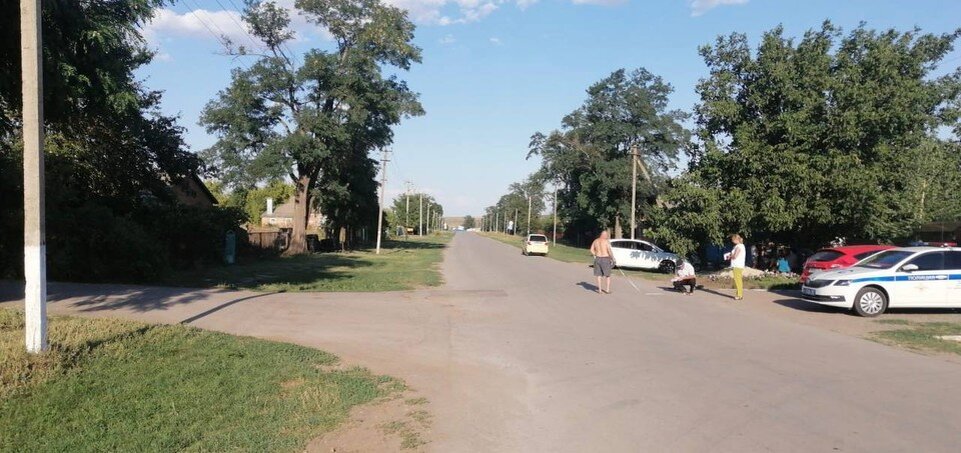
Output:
(895, 251), (949, 307)
(945, 251), (961, 306)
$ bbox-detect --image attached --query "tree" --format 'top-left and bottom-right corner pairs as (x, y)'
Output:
(201, 0), (423, 254)
(528, 68), (689, 242)
(389, 192), (442, 234)
(0, 0), (234, 280)
(649, 23), (961, 256)
(462, 215), (476, 229)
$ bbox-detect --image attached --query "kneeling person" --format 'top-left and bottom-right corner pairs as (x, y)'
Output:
(671, 258), (696, 295)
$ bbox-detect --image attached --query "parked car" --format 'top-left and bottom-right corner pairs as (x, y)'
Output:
(609, 239), (680, 273)
(799, 245), (894, 283)
(523, 234), (549, 256)
(801, 247), (961, 317)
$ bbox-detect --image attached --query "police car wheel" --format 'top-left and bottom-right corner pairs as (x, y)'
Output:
(853, 287), (887, 317)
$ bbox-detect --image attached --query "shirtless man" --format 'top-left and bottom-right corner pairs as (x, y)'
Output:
(590, 231), (615, 294)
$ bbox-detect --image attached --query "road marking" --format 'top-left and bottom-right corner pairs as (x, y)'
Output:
(644, 292), (661, 296)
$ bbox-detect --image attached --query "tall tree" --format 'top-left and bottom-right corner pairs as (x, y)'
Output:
(528, 68), (689, 241)
(650, 22), (961, 256)
(462, 215), (476, 229)
(201, 0), (423, 254)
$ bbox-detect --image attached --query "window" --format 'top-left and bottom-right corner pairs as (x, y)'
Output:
(906, 252), (945, 272)
(529, 235), (547, 243)
(611, 241), (632, 250)
(637, 242), (654, 252)
(944, 251), (961, 271)
(854, 250), (884, 261)
(810, 250), (844, 262)
(858, 250), (913, 269)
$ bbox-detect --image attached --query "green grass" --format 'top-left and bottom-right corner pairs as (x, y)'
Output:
(869, 321), (961, 355)
(479, 232), (800, 290)
(164, 233), (451, 292)
(0, 308), (401, 452)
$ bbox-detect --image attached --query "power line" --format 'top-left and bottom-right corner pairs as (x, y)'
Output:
(214, 0), (264, 54)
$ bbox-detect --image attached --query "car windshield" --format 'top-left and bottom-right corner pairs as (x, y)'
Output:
(855, 250), (913, 269)
(529, 235), (547, 242)
(810, 250), (843, 262)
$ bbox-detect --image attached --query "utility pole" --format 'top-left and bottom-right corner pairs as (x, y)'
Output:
(552, 185), (558, 245)
(21, 0), (47, 353)
(630, 144), (638, 240)
(419, 193), (423, 236)
(526, 192), (532, 235)
(426, 203), (431, 235)
(495, 211), (499, 234)
(404, 180), (412, 236)
(375, 149), (389, 254)
(513, 209), (518, 236)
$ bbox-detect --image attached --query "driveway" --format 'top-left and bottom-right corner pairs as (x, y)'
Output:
(3, 231), (961, 452)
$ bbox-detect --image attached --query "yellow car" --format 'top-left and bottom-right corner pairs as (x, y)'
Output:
(523, 234), (550, 256)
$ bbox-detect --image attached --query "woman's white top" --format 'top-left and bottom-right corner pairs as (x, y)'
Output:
(731, 243), (746, 269)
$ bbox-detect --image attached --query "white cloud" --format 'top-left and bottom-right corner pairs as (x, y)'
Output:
(154, 52), (174, 62)
(439, 34), (456, 44)
(689, 0), (748, 16)
(489, 37), (502, 45)
(571, 0), (626, 5)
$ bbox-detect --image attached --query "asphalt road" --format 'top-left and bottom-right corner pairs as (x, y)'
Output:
(4, 231), (961, 452)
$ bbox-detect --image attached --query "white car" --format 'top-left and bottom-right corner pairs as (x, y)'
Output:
(801, 247), (961, 317)
(609, 239), (680, 273)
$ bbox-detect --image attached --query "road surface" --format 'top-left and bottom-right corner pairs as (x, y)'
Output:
(3, 231), (961, 452)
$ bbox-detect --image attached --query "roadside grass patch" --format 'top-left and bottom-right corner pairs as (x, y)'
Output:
(478, 232), (797, 289)
(164, 233), (451, 292)
(0, 308), (400, 451)
(869, 321), (961, 355)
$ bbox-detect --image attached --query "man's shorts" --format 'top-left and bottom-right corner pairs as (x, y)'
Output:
(594, 257), (613, 277)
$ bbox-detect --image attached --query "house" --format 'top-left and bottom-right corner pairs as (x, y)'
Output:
(170, 174), (218, 207)
(261, 198), (322, 229)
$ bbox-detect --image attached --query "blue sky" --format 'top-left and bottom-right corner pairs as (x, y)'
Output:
(140, 0), (960, 216)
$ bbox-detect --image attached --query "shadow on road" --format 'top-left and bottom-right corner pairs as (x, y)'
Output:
(179, 292), (278, 325)
(575, 282), (600, 293)
(773, 297), (961, 316)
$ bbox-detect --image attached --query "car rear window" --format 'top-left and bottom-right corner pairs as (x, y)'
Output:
(529, 235), (547, 242)
(810, 250), (843, 262)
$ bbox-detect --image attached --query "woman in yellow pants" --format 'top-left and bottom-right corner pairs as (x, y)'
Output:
(724, 234), (746, 300)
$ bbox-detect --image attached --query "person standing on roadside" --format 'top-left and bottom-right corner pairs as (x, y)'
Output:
(590, 231), (615, 294)
(724, 234), (746, 300)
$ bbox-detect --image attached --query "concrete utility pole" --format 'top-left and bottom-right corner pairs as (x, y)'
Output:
(419, 193), (423, 236)
(630, 144), (638, 240)
(405, 180), (412, 236)
(427, 203), (431, 235)
(526, 192), (532, 235)
(552, 186), (558, 245)
(495, 211), (499, 233)
(513, 209), (518, 236)
(375, 149), (389, 255)
(21, 0), (47, 353)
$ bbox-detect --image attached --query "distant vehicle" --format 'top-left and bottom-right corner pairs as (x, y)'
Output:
(800, 245), (894, 283)
(609, 239), (679, 273)
(455, 226), (465, 231)
(801, 247), (961, 317)
(523, 234), (549, 256)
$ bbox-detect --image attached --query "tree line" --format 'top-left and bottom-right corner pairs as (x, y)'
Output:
(0, 0), (421, 280)
(488, 22), (961, 256)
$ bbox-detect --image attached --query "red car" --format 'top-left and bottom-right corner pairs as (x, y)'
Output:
(799, 245), (894, 283)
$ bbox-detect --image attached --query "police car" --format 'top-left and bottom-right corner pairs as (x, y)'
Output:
(801, 247), (961, 317)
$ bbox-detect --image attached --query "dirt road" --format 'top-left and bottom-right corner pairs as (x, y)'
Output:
(3, 231), (961, 452)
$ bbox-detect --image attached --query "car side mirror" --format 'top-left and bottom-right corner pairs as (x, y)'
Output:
(900, 264), (919, 273)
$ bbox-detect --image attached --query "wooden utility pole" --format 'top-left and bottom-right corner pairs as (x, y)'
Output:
(21, 0), (47, 353)
(375, 149), (389, 254)
(630, 144), (638, 240)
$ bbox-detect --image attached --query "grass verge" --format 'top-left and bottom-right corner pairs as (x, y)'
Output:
(164, 233), (451, 292)
(477, 232), (797, 289)
(869, 320), (961, 355)
(0, 308), (401, 451)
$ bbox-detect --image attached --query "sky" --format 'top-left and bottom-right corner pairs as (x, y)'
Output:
(139, 0), (961, 216)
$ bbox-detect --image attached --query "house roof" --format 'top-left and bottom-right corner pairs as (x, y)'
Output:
(263, 200), (296, 218)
